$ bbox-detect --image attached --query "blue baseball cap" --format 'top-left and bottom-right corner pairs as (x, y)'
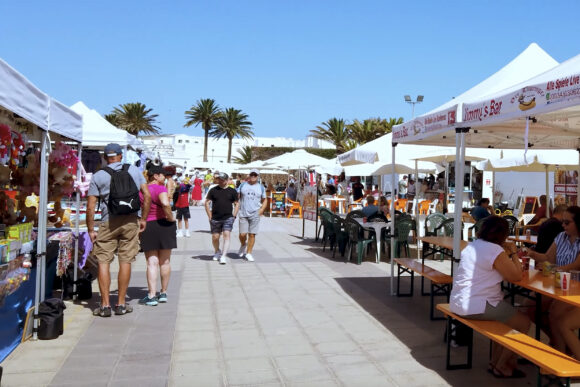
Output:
(104, 143), (123, 157)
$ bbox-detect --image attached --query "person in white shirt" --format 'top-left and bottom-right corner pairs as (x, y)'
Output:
(450, 216), (530, 378)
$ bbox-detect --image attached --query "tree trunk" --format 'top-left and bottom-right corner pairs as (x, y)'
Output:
(227, 137), (232, 163)
(203, 124), (209, 162)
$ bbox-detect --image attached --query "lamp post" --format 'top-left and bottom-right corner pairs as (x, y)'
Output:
(211, 149), (215, 163)
(404, 95), (424, 119)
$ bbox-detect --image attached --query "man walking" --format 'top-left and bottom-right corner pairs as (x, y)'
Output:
(237, 169), (268, 262)
(205, 172), (239, 264)
(87, 143), (151, 317)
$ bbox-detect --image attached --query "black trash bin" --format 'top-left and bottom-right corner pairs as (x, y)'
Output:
(37, 298), (66, 340)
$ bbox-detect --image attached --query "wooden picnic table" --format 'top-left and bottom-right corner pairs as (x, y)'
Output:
(418, 236), (468, 293)
(512, 268), (580, 339)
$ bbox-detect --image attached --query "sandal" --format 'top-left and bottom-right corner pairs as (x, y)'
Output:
(488, 365), (526, 379)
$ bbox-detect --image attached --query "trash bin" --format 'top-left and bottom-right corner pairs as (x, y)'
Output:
(37, 298), (66, 340)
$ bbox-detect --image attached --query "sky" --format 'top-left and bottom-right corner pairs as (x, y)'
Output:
(1, 1), (579, 139)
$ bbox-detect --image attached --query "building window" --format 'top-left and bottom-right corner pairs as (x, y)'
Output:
(186, 140), (189, 143)
(178, 140), (183, 143)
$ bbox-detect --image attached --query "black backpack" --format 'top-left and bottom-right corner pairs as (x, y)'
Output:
(103, 164), (140, 215)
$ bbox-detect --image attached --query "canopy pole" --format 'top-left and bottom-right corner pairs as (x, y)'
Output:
(453, 128), (469, 276)
(390, 143), (397, 295)
(73, 146), (82, 300)
(545, 164), (550, 218)
(34, 130), (50, 340)
(577, 149), (580, 206)
(414, 160), (420, 260)
(492, 171), (496, 207)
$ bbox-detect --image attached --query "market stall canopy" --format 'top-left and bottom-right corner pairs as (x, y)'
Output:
(49, 99), (82, 142)
(71, 101), (141, 147)
(476, 149), (580, 172)
(411, 149), (487, 164)
(462, 51), (580, 149)
(314, 157), (344, 175)
(345, 161), (436, 177)
(338, 148), (378, 166)
(262, 149), (331, 169)
(392, 42), (559, 147)
(0, 57), (49, 130)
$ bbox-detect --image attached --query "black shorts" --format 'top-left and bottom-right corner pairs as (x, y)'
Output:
(176, 207), (191, 220)
(140, 219), (177, 251)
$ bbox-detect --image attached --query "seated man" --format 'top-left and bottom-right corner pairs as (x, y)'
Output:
(534, 204), (567, 253)
(361, 196), (379, 217)
(470, 198), (492, 221)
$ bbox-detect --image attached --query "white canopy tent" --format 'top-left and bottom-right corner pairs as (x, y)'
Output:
(71, 101), (140, 147)
(262, 149), (331, 169)
(389, 43), (561, 294)
(0, 57), (83, 340)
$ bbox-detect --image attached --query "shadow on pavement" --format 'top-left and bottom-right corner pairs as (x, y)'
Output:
(335, 275), (536, 386)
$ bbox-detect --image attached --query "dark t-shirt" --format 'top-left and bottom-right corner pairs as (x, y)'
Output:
(535, 218), (563, 254)
(471, 205), (491, 221)
(207, 185), (238, 221)
(352, 182), (364, 201)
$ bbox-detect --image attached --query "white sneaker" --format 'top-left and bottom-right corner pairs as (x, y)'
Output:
(238, 245), (246, 257)
(245, 253), (254, 262)
(176, 230), (183, 238)
(213, 250), (221, 261)
(185, 229), (191, 237)
(219, 255), (227, 265)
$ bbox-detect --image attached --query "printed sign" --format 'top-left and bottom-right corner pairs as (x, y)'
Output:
(301, 186), (318, 221)
(555, 171), (578, 206)
(392, 105), (458, 143)
(271, 192), (286, 213)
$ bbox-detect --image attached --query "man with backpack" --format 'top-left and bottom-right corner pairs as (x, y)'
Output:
(237, 169), (268, 262)
(87, 143), (151, 317)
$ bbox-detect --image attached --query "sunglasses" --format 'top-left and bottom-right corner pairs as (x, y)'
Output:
(563, 220), (572, 225)
(249, 173), (258, 177)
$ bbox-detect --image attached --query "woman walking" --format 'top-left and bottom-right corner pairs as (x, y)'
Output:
(139, 165), (177, 306)
(191, 172), (204, 206)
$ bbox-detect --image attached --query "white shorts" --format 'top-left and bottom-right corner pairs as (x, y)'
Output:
(239, 215), (260, 234)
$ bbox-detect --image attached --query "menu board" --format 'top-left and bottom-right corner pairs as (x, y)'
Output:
(523, 196), (537, 214)
(301, 186), (318, 221)
(270, 192), (286, 216)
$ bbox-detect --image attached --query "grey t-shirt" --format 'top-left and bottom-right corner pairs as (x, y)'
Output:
(87, 162), (146, 221)
(238, 182), (266, 218)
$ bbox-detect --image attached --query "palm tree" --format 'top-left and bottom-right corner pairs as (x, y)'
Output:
(376, 117), (404, 135)
(347, 119), (380, 144)
(184, 99), (222, 162)
(232, 145), (253, 164)
(106, 102), (161, 135)
(211, 108), (253, 163)
(310, 118), (348, 154)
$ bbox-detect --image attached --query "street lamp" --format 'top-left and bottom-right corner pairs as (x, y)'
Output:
(404, 95), (424, 119)
(211, 149), (215, 163)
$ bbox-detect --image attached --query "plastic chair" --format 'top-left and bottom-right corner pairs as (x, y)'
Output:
(317, 207), (334, 242)
(418, 200), (431, 215)
(331, 215), (348, 258)
(286, 198), (302, 218)
(319, 210), (336, 252)
(348, 197), (363, 211)
(468, 218), (485, 241)
(385, 218), (415, 257)
(394, 199), (408, 213)
(428, 198), (439, 213)
(502, 215), (520, 235)
(345, 219), (377, 264)
(424, 213), (447, 237)
(435, 218), (463, 238)
(345, 210), (365, 221)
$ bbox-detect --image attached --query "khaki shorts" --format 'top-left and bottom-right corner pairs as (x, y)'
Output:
(92, 215), (140, 264)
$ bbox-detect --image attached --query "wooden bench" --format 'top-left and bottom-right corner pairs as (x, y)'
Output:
(394, 258), (452, 320)
(437, 303), (580, 386)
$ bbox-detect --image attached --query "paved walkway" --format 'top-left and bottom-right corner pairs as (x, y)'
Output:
(2, 207), (540, 386)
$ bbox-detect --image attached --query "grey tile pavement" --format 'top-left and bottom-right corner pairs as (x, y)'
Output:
(1, 206), (543, 386)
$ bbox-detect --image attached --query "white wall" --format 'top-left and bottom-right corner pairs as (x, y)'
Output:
(492, 171), (554, 206)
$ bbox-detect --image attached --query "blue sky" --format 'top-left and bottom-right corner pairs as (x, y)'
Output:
(1, 1), (579, 139)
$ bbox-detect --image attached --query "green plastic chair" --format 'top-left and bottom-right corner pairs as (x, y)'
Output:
(502, 215), (520, 236)
(346, 210), (365, 221)
(320, 210), (336, 252)
(331, 215), (349, 258)
(468, 218), (485, 241)
(318, 207), (334, 242)
(435, 218), (464, 238)
(385, 218), (415, 257)
(424, 213), (447, 237)
(345, 219), (376, 264)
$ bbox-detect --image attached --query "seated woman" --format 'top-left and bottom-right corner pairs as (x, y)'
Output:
(450, 216), (530, 378)
(378, 196), (389, 216)
(527, 206), (580, 358)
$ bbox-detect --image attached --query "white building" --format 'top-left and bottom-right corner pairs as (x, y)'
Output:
(140, 133), (334, 171)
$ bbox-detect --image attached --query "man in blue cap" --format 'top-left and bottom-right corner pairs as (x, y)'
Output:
(87, 143), (151, 317)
